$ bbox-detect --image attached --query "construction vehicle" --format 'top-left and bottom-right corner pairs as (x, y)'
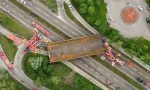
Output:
(7, 34), (22, 45)
(102, 39), (125, 66)
(0, 51), (13, 70)
(23, 32), (39, 54)
(47, 35), (105, 63)
(32, 21), (50, 36)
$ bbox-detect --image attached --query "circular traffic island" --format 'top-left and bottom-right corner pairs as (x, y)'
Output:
(121, 6), (138, 24)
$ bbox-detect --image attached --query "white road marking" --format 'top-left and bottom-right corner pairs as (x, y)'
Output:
(11, 9), (16, 12)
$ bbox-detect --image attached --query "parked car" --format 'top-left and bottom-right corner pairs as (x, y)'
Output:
(108, 17), (114, 22)
(107, 7), (110, 13)
(138, 6), (143, 11)
(146, 18), (150, 23)
(68, 4), (73, 10)
(137, 77), (144, 83)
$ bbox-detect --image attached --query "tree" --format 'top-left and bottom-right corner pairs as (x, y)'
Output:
(34, 77), (42, 87)
(28, 57), (43, 70)
(94, 19), (101, 27)
(51, 76), (60, 85)
(96, 0), (101, 6)
(87, 6), (95, 15)
(87, 0), (93, 5)
(79, 3), (87, 14)
(115, 40), (123, 47)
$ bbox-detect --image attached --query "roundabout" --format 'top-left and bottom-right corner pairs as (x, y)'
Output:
(106, 0), (150, 40)
(121, 6), (138, 24)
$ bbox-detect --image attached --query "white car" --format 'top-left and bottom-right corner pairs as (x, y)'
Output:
(68, 4), (73, 10)
(23, 1), (27, 5)
(7, 10), (10, 13)
(107, 7), (110, 13)
(138, 6), (143, 11)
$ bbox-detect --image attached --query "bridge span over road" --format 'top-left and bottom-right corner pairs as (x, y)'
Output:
(48, 35), (105, 63)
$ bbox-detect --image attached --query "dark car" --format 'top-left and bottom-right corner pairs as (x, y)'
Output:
(136, 77), (148, 86)
(146, 18), (150, 23)
(137, 78), (144, 83)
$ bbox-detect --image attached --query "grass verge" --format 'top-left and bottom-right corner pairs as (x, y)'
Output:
(0, 11), (32, 39)
(0, 35), (17, 61)
(93, 56), (145, 90)
(22, 52), (102, 90)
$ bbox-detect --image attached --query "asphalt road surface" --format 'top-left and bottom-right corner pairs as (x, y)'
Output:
(21, 0), (150, 89)
(56, 0), (91, 35)
(0, 1), (137, 89)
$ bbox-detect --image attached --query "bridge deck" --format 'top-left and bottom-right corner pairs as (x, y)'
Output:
(47, 35), (104, 63)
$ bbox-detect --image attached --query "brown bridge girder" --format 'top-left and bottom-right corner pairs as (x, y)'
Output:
(47, 35), (105, 63)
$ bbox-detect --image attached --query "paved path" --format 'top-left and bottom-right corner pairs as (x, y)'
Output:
(2, 1), (137, 89)
(105, 0), (150, 40)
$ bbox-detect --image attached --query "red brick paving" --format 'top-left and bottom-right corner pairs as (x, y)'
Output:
(121, 6), (138, 24)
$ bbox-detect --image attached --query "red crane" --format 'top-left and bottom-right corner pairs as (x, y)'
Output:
(103, 40), (125, 66)
(0, 51), (13, 70)
(23, 33), (39, 54)
(32, 21), (50, 36)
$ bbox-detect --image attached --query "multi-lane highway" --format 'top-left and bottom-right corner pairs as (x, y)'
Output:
(16, 0), (150, 89)
(0, 0), (138, 90)
(17, 0), (89, 37)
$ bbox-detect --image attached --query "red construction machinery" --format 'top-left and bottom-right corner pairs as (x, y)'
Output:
(0, 51), (13, 70)
(23, 32), (39, 54)
(102, 39), (125, 66)
(7, 34), (22, 45)
(32, 21), (50, 36)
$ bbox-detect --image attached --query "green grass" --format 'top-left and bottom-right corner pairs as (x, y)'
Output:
(10, 0), (70, 39)
(22, 53), (102, 90)
(0, 35), (17, 61)
(39, 0), (58, 13)
(0, 12), (32, 39)
(93, 56), (145, 90)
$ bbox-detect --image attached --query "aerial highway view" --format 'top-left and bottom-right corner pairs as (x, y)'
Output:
(0, 0), (150, 90)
